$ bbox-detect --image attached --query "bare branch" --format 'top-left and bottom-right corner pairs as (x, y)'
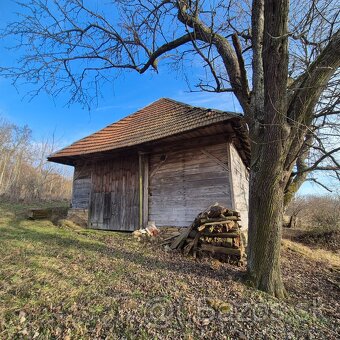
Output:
(307, 178), (333, 192)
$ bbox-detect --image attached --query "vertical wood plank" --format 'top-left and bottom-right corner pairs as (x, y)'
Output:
(72, 164), (92, 209)
(89, 154), (139, 231)
(149, 141), (233, 227)
(143, 154), (149, 228)
(226, 143), (236, 210)
(138, 153), (143, 228)
(229, 143), (249, 229)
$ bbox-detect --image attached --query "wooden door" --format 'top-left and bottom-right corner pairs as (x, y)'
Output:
(89, 156), (139, 231)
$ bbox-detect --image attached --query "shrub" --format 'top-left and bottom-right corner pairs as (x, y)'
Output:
(288, 195), (340, 230)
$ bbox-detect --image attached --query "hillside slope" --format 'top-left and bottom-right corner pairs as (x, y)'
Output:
(0, 203), (339, 339)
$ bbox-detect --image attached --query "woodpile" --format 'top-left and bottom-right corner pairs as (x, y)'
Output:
(163, 204), (245, 262)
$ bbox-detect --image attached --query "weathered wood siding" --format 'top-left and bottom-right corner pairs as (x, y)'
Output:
(229, 143), (249, 229)
(72, 166), (91, 209)
(149, 142), (233, 227)
(89, 155), (139, 231)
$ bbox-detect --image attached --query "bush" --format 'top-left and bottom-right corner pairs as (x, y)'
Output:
(288, 195), (340, 230)
(287, 195), (340, 252)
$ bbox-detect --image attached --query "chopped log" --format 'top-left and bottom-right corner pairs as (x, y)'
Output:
(183, 239), (195, 255)
(192, 231), (201, 258)
(223, 211), (240, 217)
(207, 205), (226, 218)
(198, 216), (240, 224)
(189, 231), (240, 239)
(202, 237), (234, 248)
(201, 221), (230, 228)
(200, 244), (242, 256)
(170, 226), (192, 250)
(164, 204), (244, 262)
(199, 217), (227, 224)
(187, 235), (238, 245)
(197, 225), (206, 232)
(202, 232), (240, 238)
(203, 217), (240, 225)
(159, 233), (180, 245)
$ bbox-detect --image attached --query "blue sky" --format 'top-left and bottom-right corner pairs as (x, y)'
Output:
(0, 0), (334, 196)
(0, 1), (241, 141)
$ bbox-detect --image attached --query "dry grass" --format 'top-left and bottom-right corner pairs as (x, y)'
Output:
(282, 239), (340, 269)
(0, 202), (339, 339)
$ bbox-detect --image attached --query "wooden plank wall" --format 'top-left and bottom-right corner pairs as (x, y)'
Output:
(89, 155), (139, 231)
(149, 142), (233, 227)
(229, 143), (249, 229)
(140, 153), (149, 227)
(72, 166), (92, 209)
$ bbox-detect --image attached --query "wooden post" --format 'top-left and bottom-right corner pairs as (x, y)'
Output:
(87, 162), (93, 229)
(226, 142), (236, 210)
(143, 154), (149, 227)
(138, 152), (149, 228)
(138, 153), (143, 228)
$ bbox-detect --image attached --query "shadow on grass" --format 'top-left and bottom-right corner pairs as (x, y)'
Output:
(1, 215), (242, 285)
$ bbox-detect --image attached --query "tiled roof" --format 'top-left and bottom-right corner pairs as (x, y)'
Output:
(48, 98), (243, 161)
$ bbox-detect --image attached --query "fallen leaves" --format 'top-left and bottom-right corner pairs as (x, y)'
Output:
(0, 202), (339, 338)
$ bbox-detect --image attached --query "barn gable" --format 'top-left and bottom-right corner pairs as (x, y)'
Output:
(48, 98), (250, 231)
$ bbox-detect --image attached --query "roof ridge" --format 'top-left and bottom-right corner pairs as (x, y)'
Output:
(49, 97), (244, 160)
(162, 97), (242, 116)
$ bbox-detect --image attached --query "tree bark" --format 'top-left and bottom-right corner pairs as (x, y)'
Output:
(247, 0), (290, 298)
(247, 154), (287, 298)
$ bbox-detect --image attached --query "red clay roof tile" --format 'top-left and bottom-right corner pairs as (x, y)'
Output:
(48, 98), (242, 160)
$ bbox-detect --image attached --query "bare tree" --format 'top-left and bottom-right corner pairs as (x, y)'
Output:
(0, 117), (72, 201)
(0, 121), (31, 193)
(1, 0), (339, 297)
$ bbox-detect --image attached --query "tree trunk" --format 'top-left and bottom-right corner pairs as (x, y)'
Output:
(247, 145), (287, 298)
(246, 0), (289, 298)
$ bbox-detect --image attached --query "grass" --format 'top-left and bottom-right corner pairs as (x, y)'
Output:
(0, 203), (133, 338)
(282, 239), (340, 269)
(0, 202), (339, 339)
(282, 223), (340, 255)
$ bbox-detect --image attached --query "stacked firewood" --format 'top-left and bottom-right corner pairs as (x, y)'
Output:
(165, 204), (245, 261)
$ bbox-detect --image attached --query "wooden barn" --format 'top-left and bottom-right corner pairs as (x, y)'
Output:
(48, 98), (250, 231)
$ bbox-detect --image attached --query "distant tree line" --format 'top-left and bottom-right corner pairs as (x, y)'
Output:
(0, 117), (72, 201)
(289, 195), (340, 230)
